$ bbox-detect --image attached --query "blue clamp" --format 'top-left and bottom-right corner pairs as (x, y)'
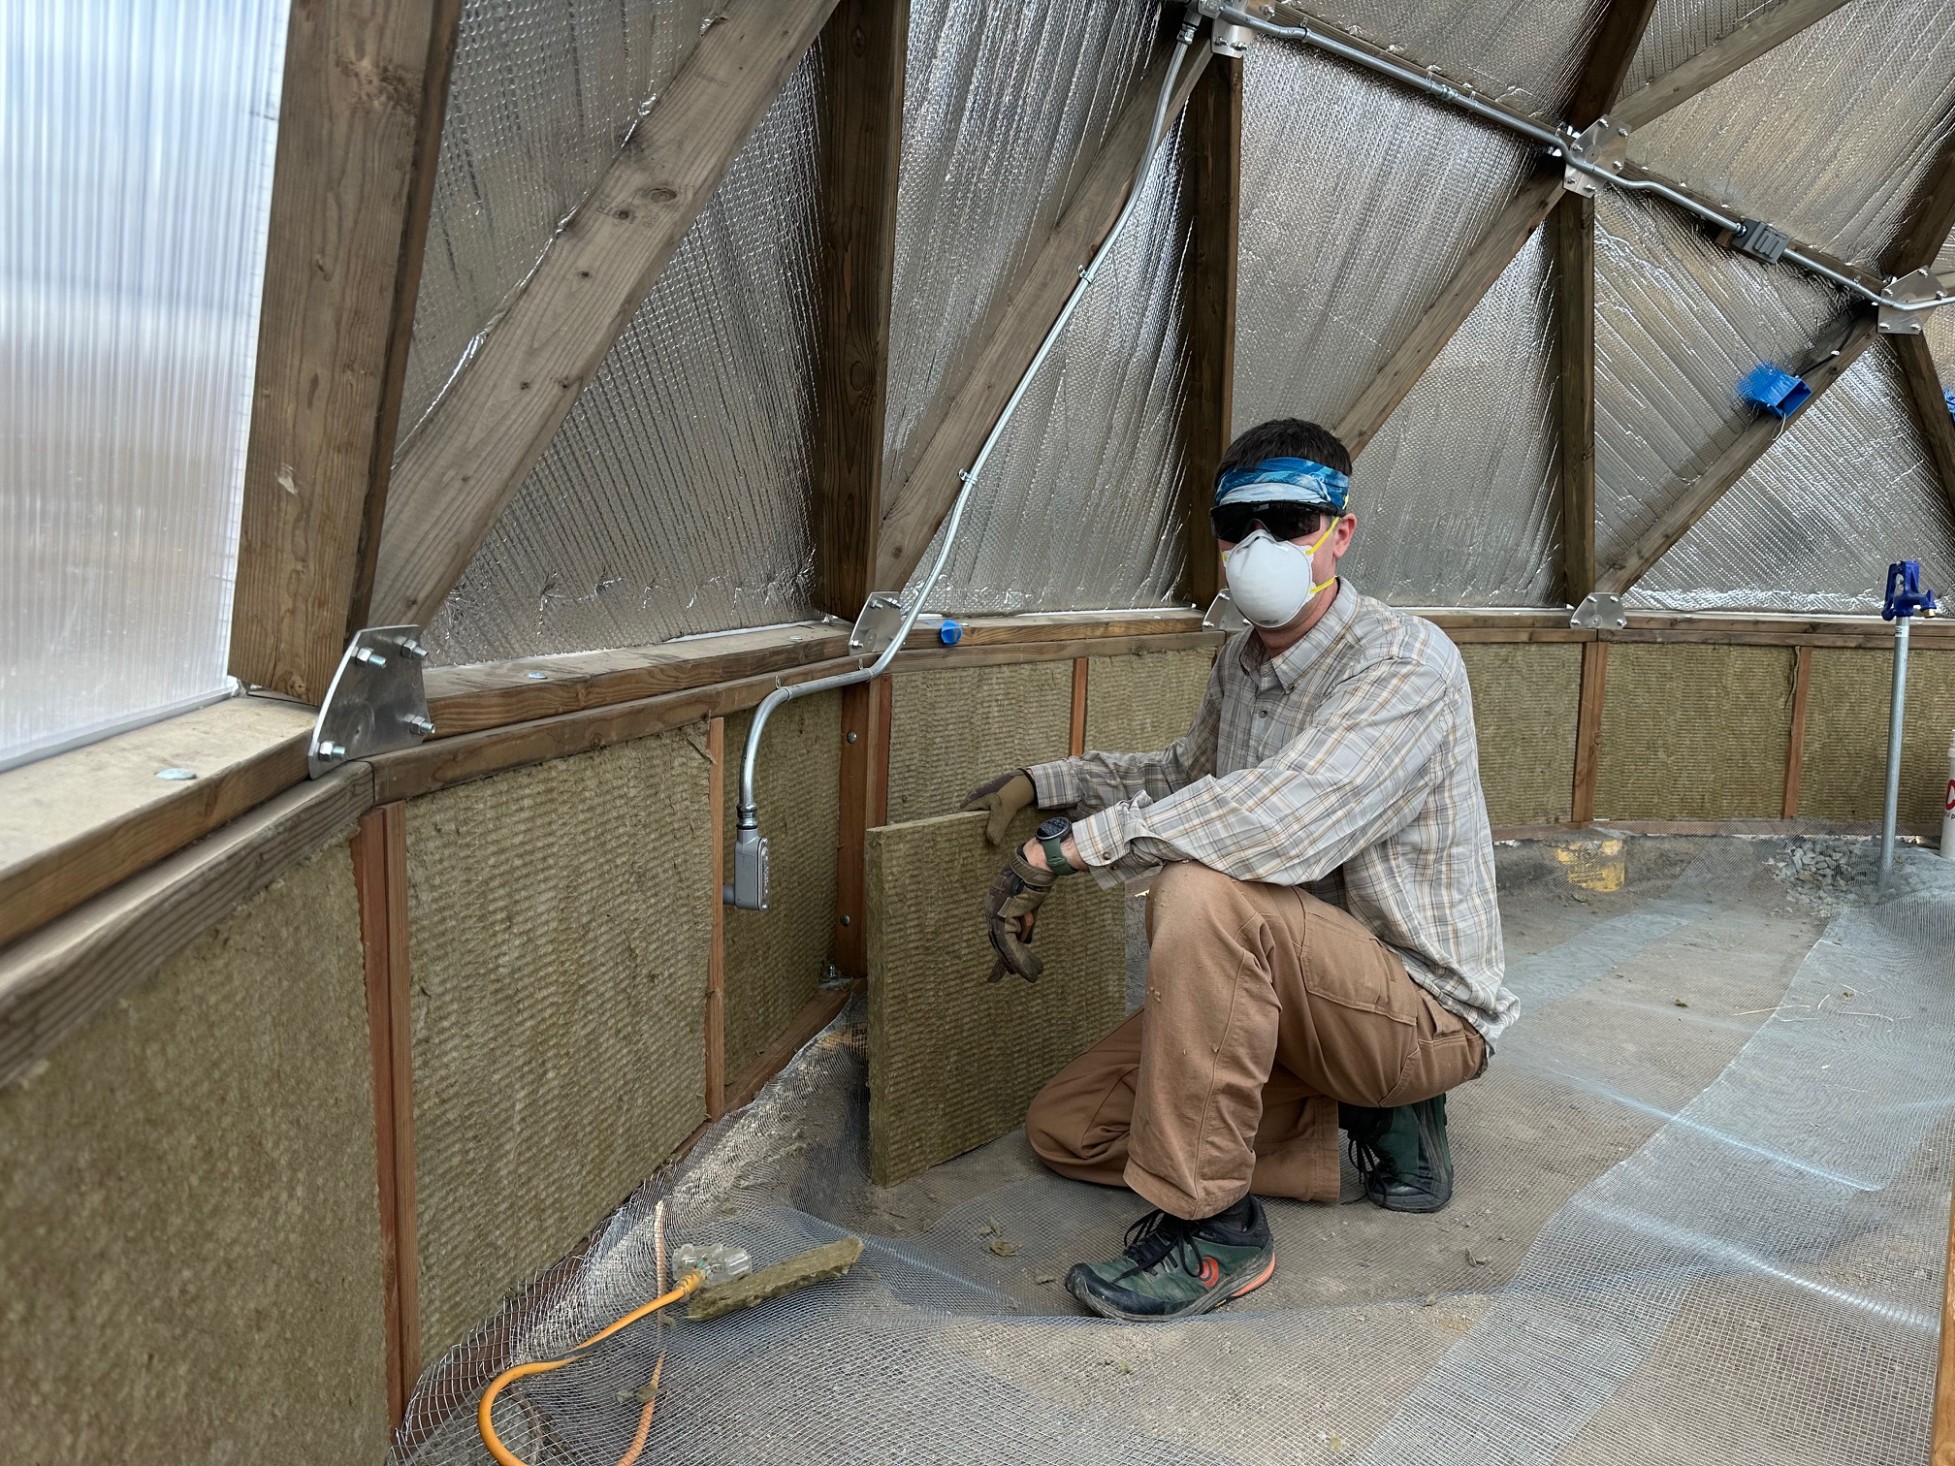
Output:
(938, 619), (963, 646)
(1739, 363), (1811, 418)
(1882, 561), (1939, 621)
(1943, 386), (1954, 422)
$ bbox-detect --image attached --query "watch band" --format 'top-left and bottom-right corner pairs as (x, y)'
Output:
(1036, 816), (1076, 876)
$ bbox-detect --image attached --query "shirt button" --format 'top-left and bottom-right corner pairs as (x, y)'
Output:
(1256, 708), (1269, 718)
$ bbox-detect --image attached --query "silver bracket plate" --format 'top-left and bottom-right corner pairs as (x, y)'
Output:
(848, 591), (910, 657)
(1201, 589), (1250, 634)
(1570, 593), (1627, 631)
(1560, 117), (1628, 198)
(1877, 267), (1945, 335)
(308, 625), (435, 778)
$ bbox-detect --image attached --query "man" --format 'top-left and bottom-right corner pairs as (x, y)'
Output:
(963, 418), (1514, 1323)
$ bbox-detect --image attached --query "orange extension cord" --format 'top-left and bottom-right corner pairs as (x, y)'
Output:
(477, 1271), (702, 1466)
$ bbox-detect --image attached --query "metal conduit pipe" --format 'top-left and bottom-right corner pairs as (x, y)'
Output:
(1208, 2), (1950, 317)
(724, 7), (1204, 910)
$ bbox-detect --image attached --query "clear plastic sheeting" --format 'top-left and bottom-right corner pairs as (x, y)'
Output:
(1283, 0), (1609, 119)
(883, 0), (1161, 484)
(425, 53), (825, 664)
(399, 0), (719, 444)
(905, 126), (1193, 615)
(1633, 350), (1955, 612)
(1626, 0), (1955, 267)
(1593, 190), (1846, 574)
(1, 0), (287, 768)
(1621, 0), (1773, 96)
(1234, 42), (1533, 436)
(1343, 232), (1562, 606)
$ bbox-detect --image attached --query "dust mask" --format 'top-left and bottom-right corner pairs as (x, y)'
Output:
(1222, 520), (1339, 629)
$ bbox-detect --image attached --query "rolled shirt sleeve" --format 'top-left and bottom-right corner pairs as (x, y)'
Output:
(1025, 660), (1223, 816)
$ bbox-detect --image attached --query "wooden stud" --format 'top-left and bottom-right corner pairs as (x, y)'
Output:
(1566, 0), (1661, 129)
(372, 0), (841, 628)
(1070, 659), (1090, 757)
(1611, 0), (1854, 132)
(834, 682), (875, 980)
(1782, 646), (1813, 820)
(1553, 192), (1598, 606)
(228, 0), (460, 704)
(1891, 332), (1955, 526)
(871, 675), (894, 831)
(1179, 53), (1240, 606)
(706, 719), (728, 1120)
(351, 809), (406, 1427)
(1935, 1160), (1955, 1466)
(1571, 641), (1609, 826)
(723, 981), (861, 1114)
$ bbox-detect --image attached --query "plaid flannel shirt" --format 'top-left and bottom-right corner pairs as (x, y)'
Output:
(1028, 580), (1515, 1045)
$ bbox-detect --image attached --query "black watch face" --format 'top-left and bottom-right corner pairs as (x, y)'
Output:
(1036, 816), (1070, 841)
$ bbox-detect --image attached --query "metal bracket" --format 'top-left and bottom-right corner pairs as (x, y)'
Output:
(308, 625), (434, 778)
(848, 591), (910, 657)
(1560, 118), (1629, 197)
(1201, 590), (1250, 634)
(1211, 18), (1251, 55)
(1570, 593), (1626, 631)
(1878, 267), (1946, 335)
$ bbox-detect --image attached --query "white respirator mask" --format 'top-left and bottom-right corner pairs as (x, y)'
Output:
(1221, 520), (1340, 629)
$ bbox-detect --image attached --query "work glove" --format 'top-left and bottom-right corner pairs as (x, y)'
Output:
(961, 769), (1036, 846)
(984, 845), (1057, 983)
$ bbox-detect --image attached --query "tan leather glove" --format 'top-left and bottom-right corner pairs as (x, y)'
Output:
(984, 845), (1057, 983)
(961, 770), (1036, 846)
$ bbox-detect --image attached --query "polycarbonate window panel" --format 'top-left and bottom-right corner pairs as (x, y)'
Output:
(1344, 231), (1561, 606)
(1234, 43), (1533, 436)
(908, 124), (1192, 615)
(2, 0), (287, 769)
(1633, 350), (1955, 612)
(1593, 190), (1846, 572)
(1282, 0), (1609, 119)
(1626, 0), (1955, 266)
(1622, 0), (1773, 95)
(884, 0), (1159, 484)
(400, 0), (718, 443)
(426, 52), (824, 664)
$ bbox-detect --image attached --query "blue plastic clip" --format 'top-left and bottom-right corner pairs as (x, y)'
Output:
(1739, 363), (1811, 418)
(938, 619), (963, 646)
(1943, 386), (1954, 422)
(1882, 561), (1939, 621)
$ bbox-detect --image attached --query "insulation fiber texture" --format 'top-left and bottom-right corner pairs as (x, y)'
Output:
(1799, 648), (1955, 829)
(1235, 42), (1531, 436)
(1622, 0), (1774, 94)
(721, 695), (841, 1079)
(400, 0), (717, 440)
(1595, 643), (1795, 820)
(885, 660), (1074, 824)
(1, 842), (387, 1466)
(427, 52), (824, 663)
(1342, 231), (1562, 606)
(866, 809), (1126, 1186)
(406, 731), (713, 1363)
(1084, 646), (1215, 753)
(1456, 642), (1581, 826)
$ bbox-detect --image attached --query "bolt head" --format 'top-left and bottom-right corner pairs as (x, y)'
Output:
(320, 742), (347, 760)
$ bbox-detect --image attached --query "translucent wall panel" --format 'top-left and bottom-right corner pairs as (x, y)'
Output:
(908, 126), (1192, 614)
(1593, 191), (1845, 572)
(1622, 1), (1772, 96)
(1627, 0), (1955, 266)
(884, 0), (1159, 483)
(1344, 231), (1562, 606)
(1, 0), (287, 768)
(1234, 43), (1533, 435)
(426, 53), (824, 664)
(1288, 0), (1608, 119)
(1633, 350), (1955, 611)
(400, 0), (718, 442)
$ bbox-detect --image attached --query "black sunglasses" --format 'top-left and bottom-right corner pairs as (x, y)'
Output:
(1209, 500), (1333, 545)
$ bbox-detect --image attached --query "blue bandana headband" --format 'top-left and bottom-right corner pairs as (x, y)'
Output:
(1214, 456), (1350, 514)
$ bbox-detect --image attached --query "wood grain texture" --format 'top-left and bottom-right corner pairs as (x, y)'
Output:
(1566, 0), (1660, 128)
(1935, 1152), (1955, 1466)
(1781, 645), (1813, 819)
(834, 681), (878, 979)
(1892, 332), (1955, 525)
(1070, 659), (1089, 757)
(874, 41), (1212, 589)
(707, 719), (727, 1119)
(1571, 641), (1608, 826)
(230, 0), (459, 703)
(1554, 192), (1597, 606)
(1882, 122), (1955, 277)
(372, 0), (839, 627)
(723, 980), (858, 1113)
(0, 699), (313, 951)
(1180, 54), (1239, 606)
(1610, 0), (1854, 131)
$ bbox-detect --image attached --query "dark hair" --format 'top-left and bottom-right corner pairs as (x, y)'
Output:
(1217, 418), (1353, 484)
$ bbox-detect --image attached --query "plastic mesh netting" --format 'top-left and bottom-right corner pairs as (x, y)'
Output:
(392, 838), (1953, 1465)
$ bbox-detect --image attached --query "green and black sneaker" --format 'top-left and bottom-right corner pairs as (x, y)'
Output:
(1341, 1094), (1455, 1213)
(1065, 1197), (1276, 1321)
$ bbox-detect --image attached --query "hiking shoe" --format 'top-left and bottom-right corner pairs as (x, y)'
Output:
(1065, 1197), (1276, 1321)
(1341, 1095), (1455, 1213)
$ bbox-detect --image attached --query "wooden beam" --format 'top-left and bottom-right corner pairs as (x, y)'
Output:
(1554, 192), (1598, 605)
(706, 719), (727, 1119)
(1882, 127), (1955, 278)
(723, 980), (859, 1113)
(873, 41), (1212, 590)
(372, 0), (840, 628)
(1070, 659), (1090, 757)
(811, 0), (908, 619)
(1571, 641), (1609, 825)
(1781, 646), (1813, 819)
(229, 0), (460, 703)
(1566, 0), (1661, 129)
(1892, 333), (1955, 525)
(1179, 54), (1240, 606)
(833, 680), (884, 980)
(1595, 312), (1880, 596)
(1334, 171), (1565, 456)
(1611, 0), (1853, 132)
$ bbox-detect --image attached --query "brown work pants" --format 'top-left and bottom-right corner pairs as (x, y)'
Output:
(1025, 862), (1485, 1219)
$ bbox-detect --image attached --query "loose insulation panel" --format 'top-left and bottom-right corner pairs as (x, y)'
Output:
(405, 732), (713, 1363)
(1, 843), (386, 1466)
(885, 660), (1075, 824)
(1799, 649), (1955, 830)
(867, 810), (1127, 1186)
(720, 695), (842, 1079)
(1456, 642), (1582, 827)
(1085, 646), (1216, 753)
(1594, 644), (1796, 821)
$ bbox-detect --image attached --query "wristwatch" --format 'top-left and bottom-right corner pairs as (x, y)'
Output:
(1037, 816), (1076, 876)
